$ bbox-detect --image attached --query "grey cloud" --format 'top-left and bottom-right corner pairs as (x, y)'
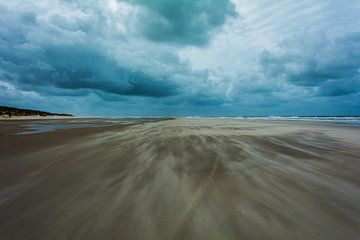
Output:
(0, 0), (236, 106)
(0, 3), (180, 99)
(1, 0), (359, 116)
(260, 32), (360, 96)
(20, 12), (37, 25)
(125, 0), (237, 46)
(2, 44), (179, 98)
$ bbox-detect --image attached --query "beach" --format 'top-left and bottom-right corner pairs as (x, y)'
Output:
(0, 118), (359, 240)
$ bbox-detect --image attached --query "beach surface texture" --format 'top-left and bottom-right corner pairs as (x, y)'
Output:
(0, 118), (359, 240)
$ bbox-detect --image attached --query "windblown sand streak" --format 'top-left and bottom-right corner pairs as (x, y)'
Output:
(174, 157), (219, 240)
(0, 119), (359, 240)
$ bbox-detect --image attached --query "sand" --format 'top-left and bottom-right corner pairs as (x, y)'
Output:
(0, 118), (359, 240)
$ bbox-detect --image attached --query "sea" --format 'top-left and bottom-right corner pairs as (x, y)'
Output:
(16, 116), (360, 134)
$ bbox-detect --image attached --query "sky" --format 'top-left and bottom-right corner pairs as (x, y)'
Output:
(0, 0), (360, 116)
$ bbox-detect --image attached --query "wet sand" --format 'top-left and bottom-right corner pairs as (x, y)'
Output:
(0, 119), (359, 240)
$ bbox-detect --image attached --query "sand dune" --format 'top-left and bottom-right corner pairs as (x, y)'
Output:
(0, 119), (359, 240)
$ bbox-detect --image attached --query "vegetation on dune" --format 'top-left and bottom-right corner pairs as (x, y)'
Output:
(0, 106), (73, 118)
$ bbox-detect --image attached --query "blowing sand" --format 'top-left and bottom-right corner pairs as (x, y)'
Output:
(0, 118), (359, 240)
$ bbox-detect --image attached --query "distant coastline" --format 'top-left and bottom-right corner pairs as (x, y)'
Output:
(0, 106), (73, 120)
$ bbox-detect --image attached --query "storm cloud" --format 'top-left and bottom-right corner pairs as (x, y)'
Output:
(260, 32), (360, 97)
(0, 0), (359, 116)
(125, 0), (237, 46)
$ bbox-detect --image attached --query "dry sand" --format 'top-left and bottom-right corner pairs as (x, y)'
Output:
(0, 118), (359, 240)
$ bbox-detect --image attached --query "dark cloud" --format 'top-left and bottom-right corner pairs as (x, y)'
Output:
(189, 94), (227, 106)
(20, 12), (37, 25)
(0, 0), (234, 109)
(260, 32), (360, 96)
(1, 0), (359, 116)
(125, 0), (237, 46)
(0, 2), (180, 99)
(1, 43), (179, 98)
